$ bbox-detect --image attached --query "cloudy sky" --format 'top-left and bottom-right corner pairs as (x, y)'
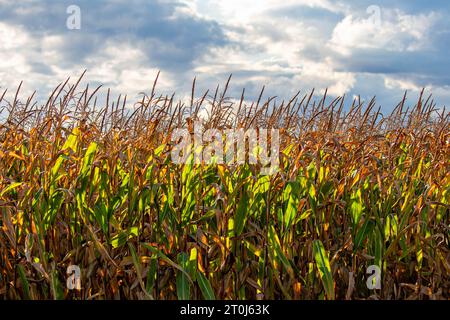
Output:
(0, 0), (449, 111)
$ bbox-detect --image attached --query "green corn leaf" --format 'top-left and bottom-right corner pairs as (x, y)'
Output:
(17, 265), (31, 300)
(197, 271), (215, 300)
(374, 228), (383, 270)
(268, 225), (294, 277)
(176, 253), (191, 300)
(141, 243), (193, 285)
(80, 142), (98, 178)
(50, 270), (64, 300)
(350, 189), (364, 229)
(283, 181), (299, 231)
(354, 219), (375, 251)
(146, 257), (158, 294)
(234, 186), (249, 236)
(313, 240), (335, 300)
(0, 182), (23, 197)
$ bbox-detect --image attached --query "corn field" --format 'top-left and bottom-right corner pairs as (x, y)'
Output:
(0, 74), (449, 300)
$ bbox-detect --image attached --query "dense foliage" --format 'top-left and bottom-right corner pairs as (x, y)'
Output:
(0, 74), (448, 299)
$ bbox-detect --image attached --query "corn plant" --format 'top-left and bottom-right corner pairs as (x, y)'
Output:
(0, 74), (448, 300)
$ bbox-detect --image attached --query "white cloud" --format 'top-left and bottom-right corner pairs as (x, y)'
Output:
(189, 1), (356, 98)
(85, 43), (173, 96)
(329, 9), (438, 55)
(384, 77), (422, 92)
(0, 23), (35, 95)
(190, 0), (346, 23)
(0, 1), (448, 110)
(0, 21), (173, 102)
